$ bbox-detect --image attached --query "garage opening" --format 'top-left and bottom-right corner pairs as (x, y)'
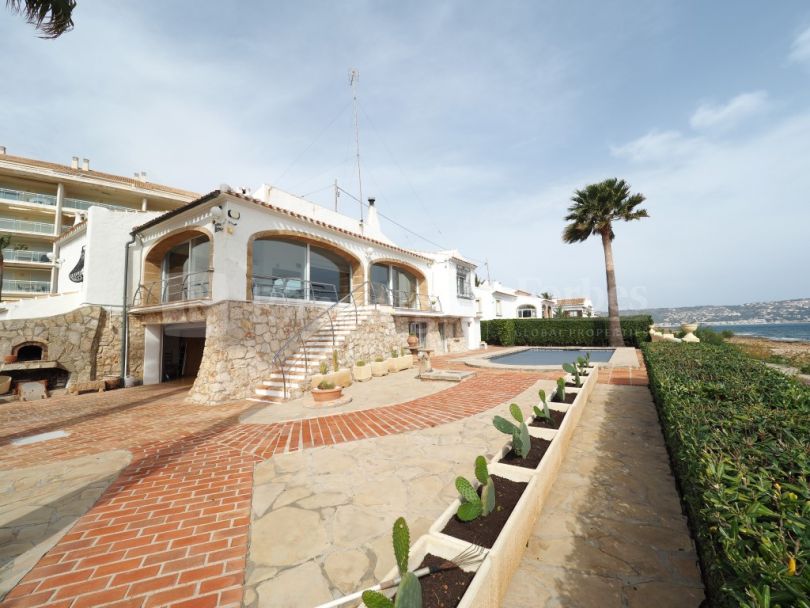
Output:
(162, 322), (206, 382)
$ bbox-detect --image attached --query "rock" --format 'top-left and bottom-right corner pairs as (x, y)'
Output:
(256, 561), (332, 607)
(323, 549), (370, 594)
(251, 507), (328, 567)
(252, 483), (285, 518)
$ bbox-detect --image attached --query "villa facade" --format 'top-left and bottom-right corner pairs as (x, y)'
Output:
(474, 280), (554, 320)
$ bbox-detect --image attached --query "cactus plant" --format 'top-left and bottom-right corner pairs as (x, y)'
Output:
(493, 403), (531, 458)
(375, 356), (384, 362)
(356, 360), (367, 366)
(555, 377), (566, 402)
(333, 349), (340, 372)
(391, 348), (399, 359)
(562, 361), (582, 387)
(454, 456), (496, 522)
(576, 356), (589, 375)
(317, 380), (335, 390)
(362, 517), (422, 608)
(319, 360), (328, 375)
(532, 389), (552, 423)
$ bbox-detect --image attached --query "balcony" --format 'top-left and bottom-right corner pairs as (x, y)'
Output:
(251, 275), (340, 303)
(0, 218), (56, 235)
(0, 186), (131, 213)
(2, 279), (51, 294)
(131, 270), (212, 307)
(370, 284), (442, 312)
(2, 248), (52, 264)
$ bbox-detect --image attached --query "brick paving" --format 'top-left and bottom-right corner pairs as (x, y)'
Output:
(0, 349), (646, 607)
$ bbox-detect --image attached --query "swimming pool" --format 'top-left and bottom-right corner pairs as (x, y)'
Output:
(490, 348), (615, 366)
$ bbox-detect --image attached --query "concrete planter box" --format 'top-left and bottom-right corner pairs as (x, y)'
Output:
(387, 357), (400, 373)
(430, 463), (538, 605)
(371, 360), (389, 377)
(310, 369), (352, 390)
(377, 534), (493, 608)
(353, 364), (372, 382)
(397, 355), (414, 371)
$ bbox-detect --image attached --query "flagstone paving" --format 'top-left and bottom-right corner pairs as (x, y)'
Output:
(503, 383), (704, 607)
(0, 348), (681, 607)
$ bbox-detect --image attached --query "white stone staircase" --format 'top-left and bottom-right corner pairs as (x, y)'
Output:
(253, 305), (377, 403)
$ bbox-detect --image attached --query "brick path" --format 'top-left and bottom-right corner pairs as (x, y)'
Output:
(1, 350), (646, 607)
(1, 366), (538, 607)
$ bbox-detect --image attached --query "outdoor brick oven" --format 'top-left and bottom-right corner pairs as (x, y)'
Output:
(12, 341), (47, 362)
(5, 340), (68, 391)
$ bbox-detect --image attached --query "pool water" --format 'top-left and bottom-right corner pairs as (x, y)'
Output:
(490, 348), (615, 366)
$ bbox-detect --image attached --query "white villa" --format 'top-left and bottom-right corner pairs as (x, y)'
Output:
(556, 297), (594, 318)
(0, 181), (481, 404)
(474, 280), (554, 320)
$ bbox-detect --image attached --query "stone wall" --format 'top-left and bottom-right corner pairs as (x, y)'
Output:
(336, 310), (399, 367)
(0, 306), (104, 384)
(187, 301), (326, 405)
(95, 313), (145, 379)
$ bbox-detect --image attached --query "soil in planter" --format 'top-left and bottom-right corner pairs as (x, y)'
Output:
(498, 435), (551, 469)
(529, 409), (566, 429)
(440, 475), (527, 548)
(552, 392), (577, 404)
(396, 553), (475, 608)
(565, 381), (585, 388)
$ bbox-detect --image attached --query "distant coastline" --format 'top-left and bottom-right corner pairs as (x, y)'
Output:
(705, 322), (810, 343)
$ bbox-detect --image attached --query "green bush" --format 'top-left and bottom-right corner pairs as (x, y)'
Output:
(481, 316), (652, 347)
(642, 343), (810, 607)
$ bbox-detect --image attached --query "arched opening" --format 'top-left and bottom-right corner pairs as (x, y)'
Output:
(369, 261), (426, 309)
(13, 341), (46, 361)
(250, 235), (355, 302)
(141, 228), (213, 306)
(517, 304), (537, 318)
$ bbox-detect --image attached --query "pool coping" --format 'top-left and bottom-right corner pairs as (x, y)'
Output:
(460, 346), (640, 370)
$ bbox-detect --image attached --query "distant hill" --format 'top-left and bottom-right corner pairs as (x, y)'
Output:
(613, 298), (810, 325)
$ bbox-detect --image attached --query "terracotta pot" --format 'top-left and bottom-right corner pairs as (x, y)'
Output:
(407, 335), (419, 348)
(3, 355), (17, 364)
(312, 386), (343, 403)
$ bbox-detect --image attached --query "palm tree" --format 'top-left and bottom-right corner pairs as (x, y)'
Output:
(562, 178), (648, 347)
(6, 0), (76, 38)
(540, 291), (553, 300)
(0, 234), (11, 302)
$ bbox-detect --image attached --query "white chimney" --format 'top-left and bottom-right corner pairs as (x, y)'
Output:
(81, 158), (90, 171)
(365, 197), (383, 238)
(71, 156), (79, 169)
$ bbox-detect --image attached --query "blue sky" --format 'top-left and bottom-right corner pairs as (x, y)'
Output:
(2, 1), (809, 308)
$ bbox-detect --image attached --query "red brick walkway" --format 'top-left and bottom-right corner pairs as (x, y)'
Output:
(1, 368), (538, 608)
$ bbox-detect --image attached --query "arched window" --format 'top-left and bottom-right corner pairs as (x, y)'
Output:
(370, 263), (419, 308)
(517, 304), (537, 318)
(252, 237), (351, 301)
(162, 235), (210, 302)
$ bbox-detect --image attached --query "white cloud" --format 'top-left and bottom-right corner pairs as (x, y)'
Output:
(789, 25), (810, 65)
(610, 130), (703, 163)
(689, 91), (769, 130)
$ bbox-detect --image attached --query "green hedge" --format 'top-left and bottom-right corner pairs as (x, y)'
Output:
(643, 343), (810, 607)
(480, 316), (652, 347)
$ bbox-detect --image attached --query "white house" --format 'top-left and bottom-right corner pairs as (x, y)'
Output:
(474, 280), (553, 321)
(556, 297), (594, 317)
(125, 185), (481, 403)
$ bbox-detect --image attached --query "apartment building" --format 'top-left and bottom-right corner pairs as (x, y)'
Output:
(0, 147), (197, 301)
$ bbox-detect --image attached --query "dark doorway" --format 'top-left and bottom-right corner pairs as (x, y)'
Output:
(16, 344), (45, 361)
(161, 323), (206, 382)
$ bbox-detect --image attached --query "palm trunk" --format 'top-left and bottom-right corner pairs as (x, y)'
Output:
(600, 229), (623, 347)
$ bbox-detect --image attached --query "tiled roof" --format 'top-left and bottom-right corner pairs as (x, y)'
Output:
(133, 190), (435, 263)
(557, 298), (589, 306)
(0, 153), (198, 199)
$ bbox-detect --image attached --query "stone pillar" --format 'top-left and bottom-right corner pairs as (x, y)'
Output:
(141, 197), (148, 211)
(50, 183), (65, 294)
(143, 325), (162, 384)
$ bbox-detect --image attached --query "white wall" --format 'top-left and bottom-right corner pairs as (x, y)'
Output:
(57, 228), (87, 300)
(0, 291), (83, 320)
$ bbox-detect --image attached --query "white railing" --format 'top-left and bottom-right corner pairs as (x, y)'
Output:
(131, 270), (212, 307)
(369, 284), (442, 312)
(251, 275), (340, 302)
(0, 218), (55, 235)
(2, 279), (51, 293)
(0, 185), (131, 212)
(2, 248), (52, 263)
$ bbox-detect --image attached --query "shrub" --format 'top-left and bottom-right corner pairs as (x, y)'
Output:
(355, 360), (366, 367)
(481, 316), (652, 347)
(319, 360), (328, 375)
(643, 343), (810, 607)
(317, 380), (335, 390)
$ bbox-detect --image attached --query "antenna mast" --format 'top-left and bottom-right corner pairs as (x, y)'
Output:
(349, 68), (364, 222)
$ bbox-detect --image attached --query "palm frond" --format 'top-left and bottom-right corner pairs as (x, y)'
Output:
(561, 177), (648, 243)
(6, 0), (76, 38)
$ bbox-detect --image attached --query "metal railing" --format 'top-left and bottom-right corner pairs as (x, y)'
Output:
(456, 284), (474, 299)
(2, 279), (50, 293)
(369, 284), (442, 312)
(251, 275), (339, 303)
(0, 217), (56, 235)
(271, 281), (369, 400)
(0, 185), (131, 212)
(2, 248), (52, 263)
(131, 270), (212, 307)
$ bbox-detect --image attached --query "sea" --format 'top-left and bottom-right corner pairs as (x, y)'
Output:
(704, 322), (810, 342)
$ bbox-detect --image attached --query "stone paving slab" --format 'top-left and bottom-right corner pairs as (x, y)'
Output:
(244, 378), (557, 607)
(502, 383), (705, 607)
(0, 450), (131, 600)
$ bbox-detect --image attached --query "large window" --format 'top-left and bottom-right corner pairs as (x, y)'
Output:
(371, 263), (418, 308)
(162, 235), (210, 302)
(517, 304), (537, 318)
(253, 237), (351, 301)
(456, 266), (473, 298)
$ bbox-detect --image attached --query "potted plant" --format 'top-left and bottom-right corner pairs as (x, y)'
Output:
(332, 349), (353, 388)
(407, 333), (419, 349)
(371, 356), (388, 377)
(353, 359), (372, 382)
(387, 349), (400, 373)
(310, 360), (329, 390)
(312, 380), (343, 403)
